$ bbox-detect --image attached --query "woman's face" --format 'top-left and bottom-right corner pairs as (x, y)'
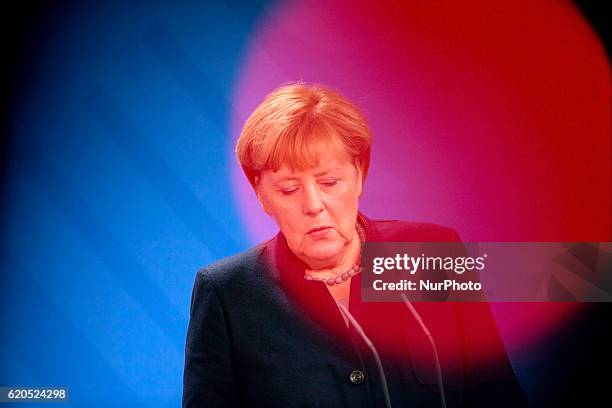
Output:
(255, 147), (363, 269)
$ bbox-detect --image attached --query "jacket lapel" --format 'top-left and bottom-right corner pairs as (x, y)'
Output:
(265, 230), (355, 352)
(262, 213), (394, 355)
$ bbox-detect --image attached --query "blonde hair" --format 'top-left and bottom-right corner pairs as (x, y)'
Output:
(236, 82), (372, 188)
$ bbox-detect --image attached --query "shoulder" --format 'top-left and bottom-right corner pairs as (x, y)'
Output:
(195, 241), (270, 290)
(368, 218), (462, 242)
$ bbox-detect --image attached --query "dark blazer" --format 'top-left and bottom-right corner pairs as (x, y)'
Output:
(183, 214), (527, 407)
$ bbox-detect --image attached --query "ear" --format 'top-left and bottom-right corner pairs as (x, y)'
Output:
(254, 175), (272, 216)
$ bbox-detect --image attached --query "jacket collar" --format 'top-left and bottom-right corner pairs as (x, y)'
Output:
(261, 212), (378, 352)
(357, 212), (385, 242)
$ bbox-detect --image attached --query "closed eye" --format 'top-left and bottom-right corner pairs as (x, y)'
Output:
(320, 179), (339, 187)
(280, 187), (299, 196)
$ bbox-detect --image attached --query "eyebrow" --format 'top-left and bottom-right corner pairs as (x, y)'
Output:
(274, 168), (342, 184)
(315, 168), (341, 177)
(275, 176), (300, 184)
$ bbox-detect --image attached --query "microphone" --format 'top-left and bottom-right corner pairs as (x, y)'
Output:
(400, 293), (447, 408)
(338, 304), (393, 408)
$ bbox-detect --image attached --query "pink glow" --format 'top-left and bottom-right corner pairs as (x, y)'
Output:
(229, 0), (610, 354)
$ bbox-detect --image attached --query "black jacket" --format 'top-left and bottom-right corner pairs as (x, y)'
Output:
(183, 214), (527, 407)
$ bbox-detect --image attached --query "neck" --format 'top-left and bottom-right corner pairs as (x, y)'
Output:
(304, 234), (361, 276)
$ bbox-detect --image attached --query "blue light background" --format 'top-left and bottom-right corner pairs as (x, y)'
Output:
(1, 2), (272, 406)
(1, 1), (608, 407)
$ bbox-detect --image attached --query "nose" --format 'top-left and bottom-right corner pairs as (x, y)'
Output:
(302, 184), (324, 216)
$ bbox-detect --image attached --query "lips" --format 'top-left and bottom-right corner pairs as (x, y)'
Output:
(307, 226), (333, 235)
(306, 226), (333, 240)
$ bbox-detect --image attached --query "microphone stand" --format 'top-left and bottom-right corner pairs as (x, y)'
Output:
(400, 293), (447, 408)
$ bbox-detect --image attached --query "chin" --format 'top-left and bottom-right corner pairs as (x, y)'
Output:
(303, 241), (344, 263)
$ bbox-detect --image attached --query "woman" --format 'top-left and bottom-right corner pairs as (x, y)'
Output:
(183, 83), (526, 407)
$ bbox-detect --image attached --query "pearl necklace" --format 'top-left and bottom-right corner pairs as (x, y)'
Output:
(304, 261), (362, 286)
(303, 221), (365, 286)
